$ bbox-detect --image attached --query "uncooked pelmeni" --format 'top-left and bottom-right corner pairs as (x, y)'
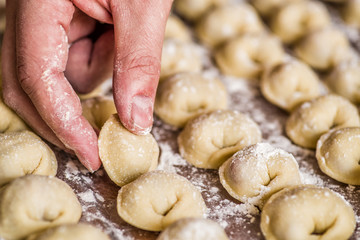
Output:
(270, 1), (331, 44)
(117, 171), (207, 231)
(26, 224), (110, 240)
(160, 39), (202, 80)
(155, 72), (228, 128)
(178, 110), (261, 169)
(0, 99), (29, 133)
(98, 114), (159, 187)
(286, 94), (360, 149)
(261, 185), (356, 240)
(260, 59), (321, 112)
(0, 60), (28, 133)
(157, 218), (229, 240)
(0, 175), (82, 240)
(214, 33), (285, 79)
(165, 15), (192, 42)
(342, 0), (360, 27)
(77, 78), (112, 100)
(173, 0), (228, 22)
(316, 127), (360, 185)
(219, 143), (301, 208)
(82, 96), (116, 131)
(250, 0), (304, 18)
(294, 27), (352, 71)
(0, 131), (57, 187)
(322, 0), (347, 2)
(77, 85), (103, 100)
(196, 4), (264, 48)
(325, 60), (360, 104)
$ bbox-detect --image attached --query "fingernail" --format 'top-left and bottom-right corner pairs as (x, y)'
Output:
(77, 150), (101, 173)
(130, 95), (153, 135)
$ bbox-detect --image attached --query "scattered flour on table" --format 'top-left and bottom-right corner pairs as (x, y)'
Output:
(61, 159), (132, 240)
(56, 4), (360, 238)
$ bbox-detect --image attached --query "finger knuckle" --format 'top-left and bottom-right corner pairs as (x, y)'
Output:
(117, 52), (161, 77)
(17, 64), (41, 98)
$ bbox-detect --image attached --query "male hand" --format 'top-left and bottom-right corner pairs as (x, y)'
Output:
(2, 0), (173, 171)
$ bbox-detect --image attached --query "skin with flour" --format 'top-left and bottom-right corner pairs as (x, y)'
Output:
(1, 0), (173, 171)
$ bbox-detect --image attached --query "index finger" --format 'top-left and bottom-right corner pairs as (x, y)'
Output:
(15, 0), (100, 171)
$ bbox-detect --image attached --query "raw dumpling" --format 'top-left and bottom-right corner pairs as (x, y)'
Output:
(26, 224), (110, 240)
(250, 0), (304, 18)
(155, 72), (228, 128)
(160, 39), (202, 80)
(215, 33), (285, 79)
(165, 15), (192, 42)
(81, 97), (116, 131)
(0, 99), (29, 133)
(261, 185), (356, 240)
(325, 60), (360, 104)
(173, 0), (228, 21)
(260, 59), (321, 112)
(294, 28), (352, 71)
(0, 175), (82, 240)
(0, 131), (57, 187)
(316, 127), (360, 185)
(98, 114), (159, 186)
(270, 1), (330, 44)
(219, 143), (301, 208)
(342, 0), (360, 28)
(117, 171), (207, 231)
(178, 110), (261, 169)
(196, 4), (264, 48)
(286, 94), (360, 149)
(157, 218), (229, 240)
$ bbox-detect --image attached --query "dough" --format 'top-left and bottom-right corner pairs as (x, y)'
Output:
(26, 224), (110, 240)
(178, 110), (261, 169)
(77, 79), (112, 100)
(325, 60), (360, 104)
(0, 56), (28, 133)
(196, 4), (264, 48)
(250, 0), (303, 18)
(157, 218), (229, 240)
(0, 175), (82, 240)
(322, 0), (347, 2)
(155, 72), (228, 128)
(0, 100), (29, 133)
(294, 27), (352, 71)
(0, 131), (57, 187)
(286, 94), (360, 149)
(342, 0), (360, 27)
(117, 171), (207, 231)
(160, 39), (202, 80)
(219, 143), (301, 208)
(98, 114), (159, 186)
(261, 185), (356, 240)
(82, 96), (117, 131)
(270, 1), (331, 44)
(173, 0), (228, 21)
(260, 59), (321, 112)
(78, 85), (103, 100)
(214, 33), (285, 79)
(165, 15), (192, 42)
(316, 127), (360, 185)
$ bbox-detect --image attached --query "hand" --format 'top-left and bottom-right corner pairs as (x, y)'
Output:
(1, 0), (173, 172)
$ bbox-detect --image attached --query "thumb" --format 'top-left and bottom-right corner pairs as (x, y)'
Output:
(110, 0), (172, 135)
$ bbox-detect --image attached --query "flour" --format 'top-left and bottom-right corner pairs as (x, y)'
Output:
(53, 2), (360, 240)
(56, 46), (360, 240)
